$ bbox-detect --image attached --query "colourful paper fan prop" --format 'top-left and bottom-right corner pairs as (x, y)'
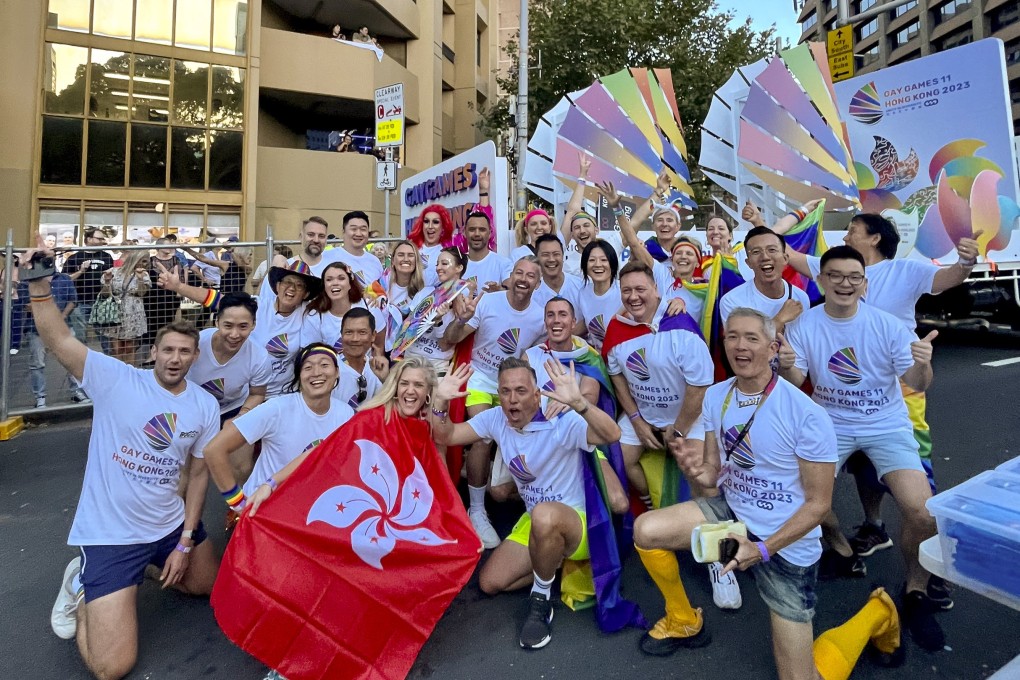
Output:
(526, 68), (696, 211)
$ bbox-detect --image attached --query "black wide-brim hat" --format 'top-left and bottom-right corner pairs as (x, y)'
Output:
(268, 260), (324, 300)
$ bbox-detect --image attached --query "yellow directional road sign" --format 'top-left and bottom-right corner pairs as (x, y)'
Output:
(826, 26), (856, 83)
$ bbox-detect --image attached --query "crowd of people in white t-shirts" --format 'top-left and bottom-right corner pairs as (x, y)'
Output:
(22, 157), (986, 680)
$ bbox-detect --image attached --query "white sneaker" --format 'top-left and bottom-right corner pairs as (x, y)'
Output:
(708, 561), (742, 610)
(51, 557), (81, 639)
(9, 348), (18, 355)
(35, 397), (46, 409)
(469, 509), (500, 549)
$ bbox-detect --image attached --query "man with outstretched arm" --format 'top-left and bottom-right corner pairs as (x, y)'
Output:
(430, 358), (621, 650)
(22, 246), (220, 680)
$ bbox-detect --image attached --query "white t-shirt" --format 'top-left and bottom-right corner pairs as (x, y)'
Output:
(468, 408), (592, 513)
(334, 361), (383, 410)
(702, 377), (838, 566)
(532, 273), (583, 311)
(720, 279), (810, 325)
(233, 393), (354, 497)
(785, 303), (915, 435)
(321, 247), (385, 291)
(419, 244), (444, 288)
(509, 244), (535, 265)
(806, 255), (937, 333)
(465, 251), (512, 292)
(652, 262), (706, 327)
(193, 251), (222, 286)
(605, 305), (713, 432)
(403, 286), (456, 362)
(303, 304), (387, 353)
(251, 302), (309, 397)
(465, 291), (546, 392)
(575, 281), (621, 352)
(562, 240), (584, 277)
(256, 254), (333, 311)
(190, 328), (274, 414)
(69, 351), (220, 545)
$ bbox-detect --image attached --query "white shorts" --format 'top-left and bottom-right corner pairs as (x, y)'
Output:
(617, 413), (706, 448)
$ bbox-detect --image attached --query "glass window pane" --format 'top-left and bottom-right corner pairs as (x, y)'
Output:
(207, 211), (239, 239)
(84, 207), (125, 245)
(168, 208), (204, 243)
(131, 55), (170, 122)
(93, 0), (134, 39)
(41, 116), (83, 184)
(44, 44), (89, 115)
(47, 0), (90, 32)
(40, 207), (82, 252)
(130, 123), (168, 187)
(175, 0), (211, 50)
(213, 0), (247, 55)
(135, 0), (173, 45)
(208, 130), (242, 190)
(89, 49), (131, 120)
(86, 119), (127, 186)
(127, 207), (164, 243)
(173, 60), (208, 125)
(209, 66), (244, 128)
(171, 127), (206, 189)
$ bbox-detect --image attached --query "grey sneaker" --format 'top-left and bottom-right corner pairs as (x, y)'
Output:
(70, 389), (91, 404)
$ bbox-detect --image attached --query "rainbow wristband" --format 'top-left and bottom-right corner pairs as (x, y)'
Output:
(756, 541), (770, 563)
(222, 485), (246, 510)
(202, 288), (221, 310)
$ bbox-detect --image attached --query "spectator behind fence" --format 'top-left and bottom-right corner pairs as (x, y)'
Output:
(185, 244), (251, 295)
(189, 239), (223, 288)
(64, 227), (115, 355)
(18, 268), (88, 407)
(2, 255), (24, 354)
(143, 239), (189, 361)
(100, 249), (152, 365)
(251, 244), (293, 291)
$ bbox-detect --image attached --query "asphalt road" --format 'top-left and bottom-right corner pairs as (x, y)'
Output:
(2, 330), (1020, 680)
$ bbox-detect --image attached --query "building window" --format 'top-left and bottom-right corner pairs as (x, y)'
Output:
(857, 18), (878, 40)
(858, 43), (881, 67)
(893, 0), (917, 17)
(990, 3), (1020, 32)
(803, 11), (817, 30)
(855, 0), (877, 12)
(932, 0), (971, 26)
(1005, 38), (1020, 67)
(890, 21), (919, 49)
(39, 201), (240, 246)
(935, 26), (973, 51)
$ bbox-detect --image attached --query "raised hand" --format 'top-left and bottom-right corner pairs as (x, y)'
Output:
(802, 198), (824, 213)
(455, 291), (483, 322)
(775, 331), (796, 371)
(435, 363), (473, 403)
(540, 360), (587, 412)
(578, 152), (592, 179)
(656, 169), (671, 196)
(775, 299), (803, 327)
(741, 201), (764, 227)
(596, 181), (621, 208)
(478, 166), (490, 193)
(154, 260), (183, 292)
(910, 330), (938, 365)
(957, 232), (981, 265)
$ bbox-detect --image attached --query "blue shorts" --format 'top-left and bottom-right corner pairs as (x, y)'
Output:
(78, 521), (207, 602)
(695, 495), (818, 623)
(836, 429), (921, 481)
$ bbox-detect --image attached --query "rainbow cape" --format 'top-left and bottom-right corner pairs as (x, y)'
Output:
(533, 338), (645, 632)
(782, 200), (828, 303)
(390, 279), (467, 360)
(700, 253), (745, 381)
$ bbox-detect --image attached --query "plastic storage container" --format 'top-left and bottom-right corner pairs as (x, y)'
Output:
(926, 470), (1020, 611)
(995, 456), (1020, 477)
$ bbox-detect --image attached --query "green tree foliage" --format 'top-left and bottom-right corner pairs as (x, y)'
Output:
(479, 0), (775, 169)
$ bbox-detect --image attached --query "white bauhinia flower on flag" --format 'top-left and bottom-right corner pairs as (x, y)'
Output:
(306, 439), (456, 569)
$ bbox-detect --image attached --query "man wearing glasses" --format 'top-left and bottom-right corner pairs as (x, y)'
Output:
(779, 245), (944, 652)
(334, 308), (385, 409)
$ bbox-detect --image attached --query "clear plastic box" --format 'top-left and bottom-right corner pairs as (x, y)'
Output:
(925, 470), (1020, 611)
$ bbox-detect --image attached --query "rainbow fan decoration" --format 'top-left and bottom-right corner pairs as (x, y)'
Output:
(849, 82), (883, 125)
(265, 333), (289, 359)
(143, 412), (178, 451)
(625, 348), (651, 382)
(496, 327), (521, 355)
(525, 68), (696, 211)
(508, 454), (537, 485)
(200, 378), (226, 401)
(827, 347), (862, 385)
(724, 425), (755, 470)
(389, 281), (469, 360)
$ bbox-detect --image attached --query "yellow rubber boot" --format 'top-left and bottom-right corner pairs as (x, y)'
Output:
(636, 546), (699, 627)
(813, 587), (900, 680)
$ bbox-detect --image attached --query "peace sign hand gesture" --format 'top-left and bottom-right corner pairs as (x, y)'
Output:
(154, 260), (183, 292)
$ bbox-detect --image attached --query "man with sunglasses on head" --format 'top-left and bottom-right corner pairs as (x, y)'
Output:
(334, 307), (385, 409)
(779, 245), (944, 652)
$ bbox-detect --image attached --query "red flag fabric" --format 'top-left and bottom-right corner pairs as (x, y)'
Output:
(211, 407), (482, 680)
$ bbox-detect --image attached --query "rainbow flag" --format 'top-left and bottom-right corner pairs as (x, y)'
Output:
(389, 279), (468, 360)
(700, 253), (745, 381)
(782, 200), (828, 303)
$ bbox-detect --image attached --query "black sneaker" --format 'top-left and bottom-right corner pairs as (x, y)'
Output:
(901, 589), (945, 652)
(926, 576), (954, 611)
(519, 594), (554, 649)
(819, 549), (867, 580)
(849, 522), (894, 557)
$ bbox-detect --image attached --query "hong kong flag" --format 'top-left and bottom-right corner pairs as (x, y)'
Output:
(211, 406), (481, 680)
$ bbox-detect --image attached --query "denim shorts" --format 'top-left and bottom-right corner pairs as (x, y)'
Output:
(78, 521), (207, 602)
(836, 428), (922, 481)
(694, 495), (817, 623)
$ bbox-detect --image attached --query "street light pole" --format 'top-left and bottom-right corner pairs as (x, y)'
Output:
(515, 0), (529, 212)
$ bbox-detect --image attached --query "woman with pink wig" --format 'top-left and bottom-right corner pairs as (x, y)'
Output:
(408, 204), (455, 288)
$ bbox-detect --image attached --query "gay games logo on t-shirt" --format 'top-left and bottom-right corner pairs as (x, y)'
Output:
(587, 315), (606, 344)
(302, 439), (323, 454)
(508, 454), (537, 484)
(332, 337), (344, 354)
(626, 348), (650, 382)
(200, 378), (225, 401)
(265, 333), (289, 359)
(827, 347), (862, 385)
(497, 328), (521, 354)
(723, 424), (755, 470)
(143, 412), (178, 451)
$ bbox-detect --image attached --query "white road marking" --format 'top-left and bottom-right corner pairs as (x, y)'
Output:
(982, 356), (1020, 368)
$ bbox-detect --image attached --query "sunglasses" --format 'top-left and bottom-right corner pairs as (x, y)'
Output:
(355, 374), (367, 404)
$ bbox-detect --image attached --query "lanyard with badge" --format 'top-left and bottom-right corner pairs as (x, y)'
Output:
(719, 371), (779, 463)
